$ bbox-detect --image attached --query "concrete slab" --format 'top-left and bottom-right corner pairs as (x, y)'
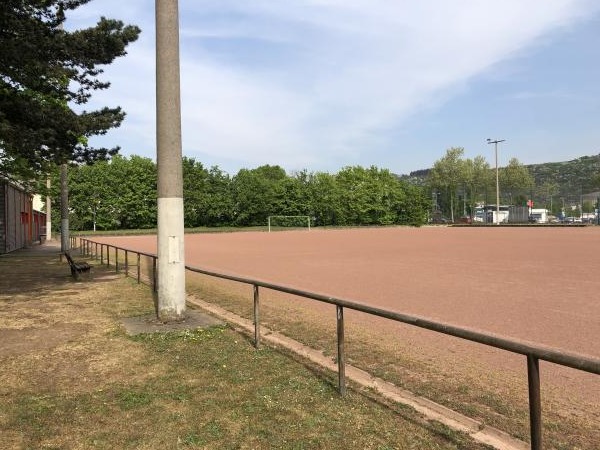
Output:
(121, 309), (223, 336)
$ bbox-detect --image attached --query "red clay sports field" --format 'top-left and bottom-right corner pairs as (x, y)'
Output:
(92, 226), (599, 409)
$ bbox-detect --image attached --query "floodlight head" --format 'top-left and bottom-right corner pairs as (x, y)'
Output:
(487, 138), (492, 143)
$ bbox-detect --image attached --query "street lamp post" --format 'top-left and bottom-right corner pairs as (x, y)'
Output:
(580, 185), (584, 221)
(487, 138), (505, 225)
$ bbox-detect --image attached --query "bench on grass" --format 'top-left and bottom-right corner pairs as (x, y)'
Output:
(64, 252), (91, 280)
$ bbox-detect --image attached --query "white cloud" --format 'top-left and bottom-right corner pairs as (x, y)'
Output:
(69, 0), (599, 172)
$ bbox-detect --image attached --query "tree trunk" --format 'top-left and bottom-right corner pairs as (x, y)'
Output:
(60, 163), (69, 252)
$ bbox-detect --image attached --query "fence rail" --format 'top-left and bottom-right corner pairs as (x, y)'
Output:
(73, 236), (600, 450)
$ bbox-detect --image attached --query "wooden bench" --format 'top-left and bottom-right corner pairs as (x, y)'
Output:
(64, 252), (92, 280)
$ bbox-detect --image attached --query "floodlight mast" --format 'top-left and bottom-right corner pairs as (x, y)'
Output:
(487, 138), (505, 225)
(156, 0), (186, 322)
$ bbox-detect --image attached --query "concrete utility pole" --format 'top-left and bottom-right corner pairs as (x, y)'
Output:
(487, 138), (505, 225)
(45, 177), (52, 240)
(156, 0), (186, 321)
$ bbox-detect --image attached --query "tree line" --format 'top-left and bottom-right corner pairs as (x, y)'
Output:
(427, 147), (536, 221)
(50, 146), (572, 231)
(48, 155), (431, 231)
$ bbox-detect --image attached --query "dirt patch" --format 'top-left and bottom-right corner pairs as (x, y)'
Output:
(91, 228), (600, 448)
(0, 323), (90, 356)
(95, 229), (599, 398)
(0, 246), (150, 393)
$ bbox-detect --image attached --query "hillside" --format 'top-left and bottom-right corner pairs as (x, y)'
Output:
(401, 154), (600, 205)
(528, 154), (600, 202)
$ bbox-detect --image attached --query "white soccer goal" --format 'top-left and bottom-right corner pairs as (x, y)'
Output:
(267, 215), (311, 232)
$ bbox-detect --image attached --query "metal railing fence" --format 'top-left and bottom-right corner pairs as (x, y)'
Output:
(73, 236), (600, 450)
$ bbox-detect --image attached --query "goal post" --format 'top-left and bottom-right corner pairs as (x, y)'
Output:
(267, 215), (311, 232)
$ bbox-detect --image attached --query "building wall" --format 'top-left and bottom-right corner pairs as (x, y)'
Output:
(0, 180), (45, 254)
(0, 182), (5, 253)
(508, 206), (529, 223)
(32, 210), (46, 241)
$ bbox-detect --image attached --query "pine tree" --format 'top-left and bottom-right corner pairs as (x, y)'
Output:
(0, 0), (140, 179)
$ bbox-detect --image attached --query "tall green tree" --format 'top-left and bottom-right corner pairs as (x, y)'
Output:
(182, 157), (209, 227)
(335, 166), (406, 225)
(203, 166), (234, 226)
(53, 155), (157, 231)
(499, 158), (535, 205)
(274, 170), (311, 217)
(462, 155), (492, 215)
(0, 0), (140, 177)
(109, 155), (157, 229)
(538, 181), (560, 213)
(396, 180), (429, 226)
(182, 158), (234, 227)
(232, 165), (287, 226)
(428, 147), (465, 222)
(306, 171), (341, 226)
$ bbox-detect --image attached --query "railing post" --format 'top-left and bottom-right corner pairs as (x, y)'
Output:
(95, 242), (98, 260)
(527, 355), (542, 450)
(253, 285), (260, 348)
(107, 246), (110, 267)
(125, 250), (129, 277)
(100, 244), (104, 265)
(337, 305), (346, 396)
(137, 253), (141, 284)
(152, 257), (157, 292)
(115, 248), (119, 273)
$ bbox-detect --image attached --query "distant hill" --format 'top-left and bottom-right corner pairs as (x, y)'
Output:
(528, 154), (600, 203)
(400, 154), (600, 205)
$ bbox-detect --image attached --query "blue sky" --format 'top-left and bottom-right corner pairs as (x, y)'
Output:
(68, 1), (600, 176)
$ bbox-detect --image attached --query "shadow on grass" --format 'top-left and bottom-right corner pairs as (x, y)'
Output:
(0, 246), (124, 298)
